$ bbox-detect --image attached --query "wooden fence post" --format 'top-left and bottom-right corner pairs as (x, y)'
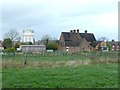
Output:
(24, 53), (27, 65)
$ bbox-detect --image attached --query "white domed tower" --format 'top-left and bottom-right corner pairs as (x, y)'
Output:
(23, 29), (34, 43)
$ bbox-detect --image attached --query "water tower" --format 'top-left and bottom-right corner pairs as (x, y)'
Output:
(23, 29), (34, 43)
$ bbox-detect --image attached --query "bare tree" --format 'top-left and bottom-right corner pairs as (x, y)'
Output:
(41, 34), (51, 45)
(98, 37), (109, 42)
(4, 29), (21, 42)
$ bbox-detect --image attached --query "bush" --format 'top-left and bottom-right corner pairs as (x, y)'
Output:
(4, 47), (16, 53)
(3, 38), (12, 49)
(14, 42), (20, 49)
(46, 43), (59, 51)
(28, 42), (33, 45)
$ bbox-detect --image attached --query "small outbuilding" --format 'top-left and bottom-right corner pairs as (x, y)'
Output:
(18, 45), (46, 53)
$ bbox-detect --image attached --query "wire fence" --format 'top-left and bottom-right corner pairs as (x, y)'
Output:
(2, 51), (119, 68)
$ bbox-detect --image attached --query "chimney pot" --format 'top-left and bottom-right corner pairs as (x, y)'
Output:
(73, 30), (76, 33)
(77, 29), (79, 33)
(70, 30), (73, 33)
(112, 39), (115, 42)
(85, 30), (87, 33)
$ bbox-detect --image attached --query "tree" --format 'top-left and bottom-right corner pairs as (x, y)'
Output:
(41, 35), (60, 50)
(46, 39), (60, 50)
(28, 42), (33, 45)
(2, 38), (12, 49)
(106, 42), (111, 51)
(98, 37), (109, 42)
(4, 29), (21, 42)
(41, 35), (51, 45)
(46, 42), (59, 50)
(14, 41), (21, 49)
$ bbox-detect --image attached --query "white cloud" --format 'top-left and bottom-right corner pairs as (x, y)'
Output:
(3, 0), (118, 9)
(94, 11), (118, 27)
(2, 0), (118, 40)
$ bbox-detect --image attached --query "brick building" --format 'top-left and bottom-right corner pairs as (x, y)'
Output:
(108, 40), (120, 51)
(59, 29), (96, 52)
(90, 41), (107, 51)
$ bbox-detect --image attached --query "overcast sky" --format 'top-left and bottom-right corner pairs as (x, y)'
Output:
(1, 0), (118, 41)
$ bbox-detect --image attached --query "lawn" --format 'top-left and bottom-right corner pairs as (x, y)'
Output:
(2, 64), (118, 88)
(2, 51), (118, 88)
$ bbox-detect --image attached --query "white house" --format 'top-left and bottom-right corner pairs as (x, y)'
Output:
(23, 29), (34, 43)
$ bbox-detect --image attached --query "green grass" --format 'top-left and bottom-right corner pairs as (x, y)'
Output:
(2, 51), (118, 88)
(2, 51), (118, 62)
(2, 52), (118, 68)
(2, 54), (88, 61)
(2, 64), (118, 88)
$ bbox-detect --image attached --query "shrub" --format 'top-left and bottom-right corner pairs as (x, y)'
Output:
(4, 47), (16, 53)
(14, 42), (20, 49)
(28, 42), (33, 45)
(46, 43), (59, 51)
(3, 38), (12, 49)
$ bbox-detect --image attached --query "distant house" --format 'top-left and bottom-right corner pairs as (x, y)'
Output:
(108, 40), (120, 51)
(59, 29), (96, 52)
(18, 45), (46, 53)
(90, 41), (107, 51)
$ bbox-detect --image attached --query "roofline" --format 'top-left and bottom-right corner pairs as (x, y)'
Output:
(62, 32), (94, 34)
(20, 45), (45, 47)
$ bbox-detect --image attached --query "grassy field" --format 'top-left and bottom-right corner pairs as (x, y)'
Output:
(2, 64), (118, 88)
(2, 51), (119, 88)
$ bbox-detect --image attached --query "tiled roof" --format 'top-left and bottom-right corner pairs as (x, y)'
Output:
(62, 32), (96, 41)
(80, 33), (96, 42)
(64, 38), (85, 47)
(90, 41), (102, 47)
(61, 31), (96, 47)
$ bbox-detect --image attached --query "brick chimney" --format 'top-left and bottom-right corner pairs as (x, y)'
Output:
(77, 29), (80, 39)
(70, 30), (73, 40)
